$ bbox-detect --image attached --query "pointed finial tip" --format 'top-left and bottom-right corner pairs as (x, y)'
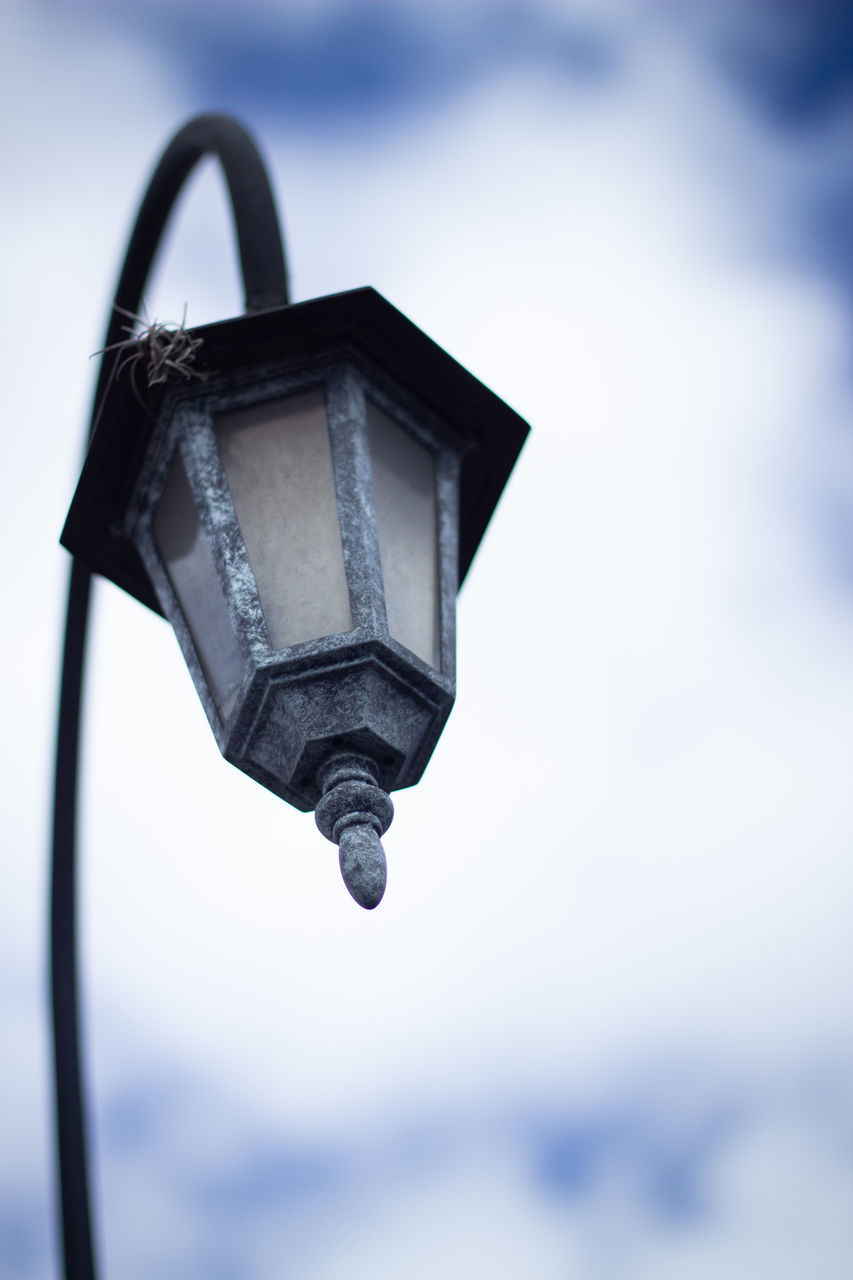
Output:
(338, 822), (387, 910)
(314, 752), (393, 908)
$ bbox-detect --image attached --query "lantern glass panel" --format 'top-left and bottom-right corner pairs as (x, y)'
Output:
(154, 450), (244, 718)
(216, 390), (352, 650)
(367, 400), (439, 669)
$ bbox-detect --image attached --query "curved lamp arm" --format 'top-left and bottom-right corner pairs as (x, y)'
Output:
(51, 114), (288, 1280)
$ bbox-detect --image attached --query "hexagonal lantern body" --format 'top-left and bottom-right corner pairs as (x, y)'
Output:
(62, 288), (529, 901)
(128, 351), (460, 812)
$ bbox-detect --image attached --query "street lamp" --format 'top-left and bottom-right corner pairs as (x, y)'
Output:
(52, 115), (528, 1279)
(62, 287), (527, 909)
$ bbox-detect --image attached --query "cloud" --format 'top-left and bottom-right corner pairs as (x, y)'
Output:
(81, 1021), (853, 1278)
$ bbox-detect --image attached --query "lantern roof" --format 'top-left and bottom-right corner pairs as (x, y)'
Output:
(61, 286), (530, 615)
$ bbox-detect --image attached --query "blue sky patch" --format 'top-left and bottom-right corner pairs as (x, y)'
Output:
(93, 1), (618, 136)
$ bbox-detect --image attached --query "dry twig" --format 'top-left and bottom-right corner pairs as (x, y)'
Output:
(93, 304), (206, 391)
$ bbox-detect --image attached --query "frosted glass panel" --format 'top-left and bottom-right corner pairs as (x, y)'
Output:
(367, 401), (439, 669)
(216, 390), (352, 650)
(154, 452), (244, 718)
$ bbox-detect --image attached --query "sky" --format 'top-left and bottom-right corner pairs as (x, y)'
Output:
(2, 1), (853, 1277)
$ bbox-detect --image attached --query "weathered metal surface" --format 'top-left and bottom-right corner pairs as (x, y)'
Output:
(61, 287), (530, 613)
(315, 753), (393, 908)
(125, 354), (460, 903)
(63, 289), (530, 906)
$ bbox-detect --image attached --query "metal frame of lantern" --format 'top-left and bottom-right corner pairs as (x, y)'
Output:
(62, 287), (529, 906)
(125, 343), (461, 814)
(127, 346), (460, 910)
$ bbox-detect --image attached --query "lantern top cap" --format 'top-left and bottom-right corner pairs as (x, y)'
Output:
(61, 286), (530, 614)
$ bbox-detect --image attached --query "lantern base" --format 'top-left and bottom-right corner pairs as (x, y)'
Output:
(223, 644), (453, 813)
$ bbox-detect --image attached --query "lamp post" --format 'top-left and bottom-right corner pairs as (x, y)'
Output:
(53, 115), (528, 1279)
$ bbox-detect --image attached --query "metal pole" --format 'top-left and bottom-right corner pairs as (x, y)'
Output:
(50, 114), (289, 1280)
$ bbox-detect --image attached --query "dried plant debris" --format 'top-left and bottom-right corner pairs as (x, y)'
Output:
(94, 304), (206, 390)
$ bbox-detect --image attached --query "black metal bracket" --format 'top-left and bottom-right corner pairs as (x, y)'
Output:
(50, 114), (288, 1280)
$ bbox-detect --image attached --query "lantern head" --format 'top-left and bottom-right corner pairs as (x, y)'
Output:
(62, 288), (528, 906)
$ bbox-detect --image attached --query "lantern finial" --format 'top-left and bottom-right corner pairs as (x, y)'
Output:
(315, 754), (394, 909)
